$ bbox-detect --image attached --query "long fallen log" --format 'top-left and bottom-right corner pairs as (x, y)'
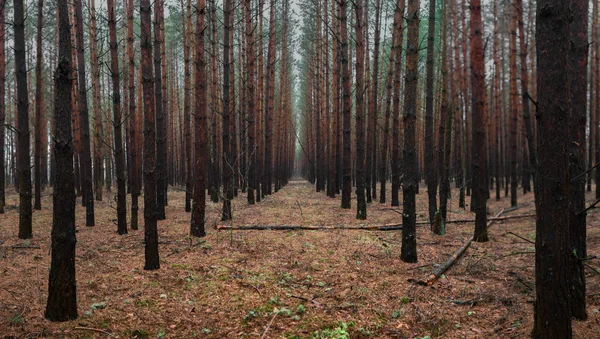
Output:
(216, 224), (405, 231)
(215, 213), (534, 231)
(413, 208), (506, 286)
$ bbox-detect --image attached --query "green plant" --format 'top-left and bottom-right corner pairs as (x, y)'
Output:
(312, 321), (354, 339)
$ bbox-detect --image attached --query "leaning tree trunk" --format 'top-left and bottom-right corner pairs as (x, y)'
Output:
(108, 0), (127, 235)
(141, 0), (160, 270)
(45, 0), (77, 321)
(34, 0), (44, 211)
(532, 0), (573, 337)
(15, 0), (32, 239)
(470, 0), (488, 242)
(191, 0), (207, 238)
(75, 0), (95, 226)
(401, 0), (419, 263)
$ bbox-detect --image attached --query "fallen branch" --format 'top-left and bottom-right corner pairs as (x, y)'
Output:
(216, 224), (405, 231)
(215, 213), (533, 232)
(504, 232), (535, 244)
(11, 245), (41, 249)
(260, 312), (277, 339)
(73, 327), (116, 338)
(414, 208), (506, 286)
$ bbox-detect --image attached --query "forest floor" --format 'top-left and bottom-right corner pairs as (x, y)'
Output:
(1, 179), (600, 338)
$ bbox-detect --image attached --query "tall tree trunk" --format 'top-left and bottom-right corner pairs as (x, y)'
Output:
(532, 0), (572, 336)
(141, 0), (160, 270)
(379, 0), (403, 204)
(246, 0), (256, 204)
(568, 0), (588, 321)
(401, 0), (419, 263)
(391, 0), (407, 207)
(45, 0), (77, 320)
(508, 3), (518, 207)
(127, 0), (139, 230)
(516, 0), (535, 191)
(210, 0), (220, 203)
(154, 0), (167, 220)
(340, 0), (352, 209)
(368, 0), (381, 203)
(90, 0), (103, 202)
(470, 0), (488, 242)
(264, 0), (276, 196)
(182, 0), (192, 212)
(433, 0), (450, 236)
(424, 0), (437, 224)
(108, 0), (127, 235)
(75, 0), (95, 226)
(221, 0), (234, 220)
(34, 0), (44, 211)
(15, 0), (32, 239)
(355, 0), (366, 219)
(191, 0), (207, 238)
(0, 0), (5, 214)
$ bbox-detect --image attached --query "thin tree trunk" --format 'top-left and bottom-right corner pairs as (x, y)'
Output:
(0, 0), (5, 214)
(141, 0), (160, 270)
(90, 0), (103, 202)
(355, 0), (366, 219)
(246, 0), (256, 204)
(75, 0), (95, 226)
(182, 0), (192, 212)
(340, 0), (352, 209)
(34, 0), (44, 211)
(108, 0), (127, 235)
(127, 0), (139, 230)
(401, 0), (419, 263)
(508, 2), (518, 207)
(15, 0), (32, 239)
(191, 0), (207, 238)
(221, 0), (234, 220)
(470, 0), (488, 242)
(154, 0), (166, 220)
(424, 0), (437, 224)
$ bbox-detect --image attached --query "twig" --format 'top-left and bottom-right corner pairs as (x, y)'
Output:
(578, 198), (600, 215)
(571, 161), (600, 182)
(415, 208), (506, 286)
(73, 327), (116, 338)
(260, 312), (277, 339)
(505, 232), (535, 244)
(585, 263), (600, 275)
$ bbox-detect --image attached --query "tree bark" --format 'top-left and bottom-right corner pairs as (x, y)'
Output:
(15, 0), (32, 239)
(75, 0), (95, 226)
(401, 0), (419, 263)
(45, 0), (77, 320)
(532, 0), (573, 336)
(0, 0), (4, 214)
(127, 0), (139, 230)
(154, 0), (166, 220)
(141, 0), (160, 270)
(424, 0), (437, 224)
(355, 0), (366, 219)
(191, 0), (208, 238)
(339, 0), (352, 209)
(34, 0), (44, 211)
(221, 0), (234, 220)
(391, 0), (407, 207)
(470, 0), (488, 242)
(567, 0), (588, 321)
(108, 0), (127, 235)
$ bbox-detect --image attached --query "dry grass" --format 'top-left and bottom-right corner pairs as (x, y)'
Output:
(0, 180), (599, 338)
